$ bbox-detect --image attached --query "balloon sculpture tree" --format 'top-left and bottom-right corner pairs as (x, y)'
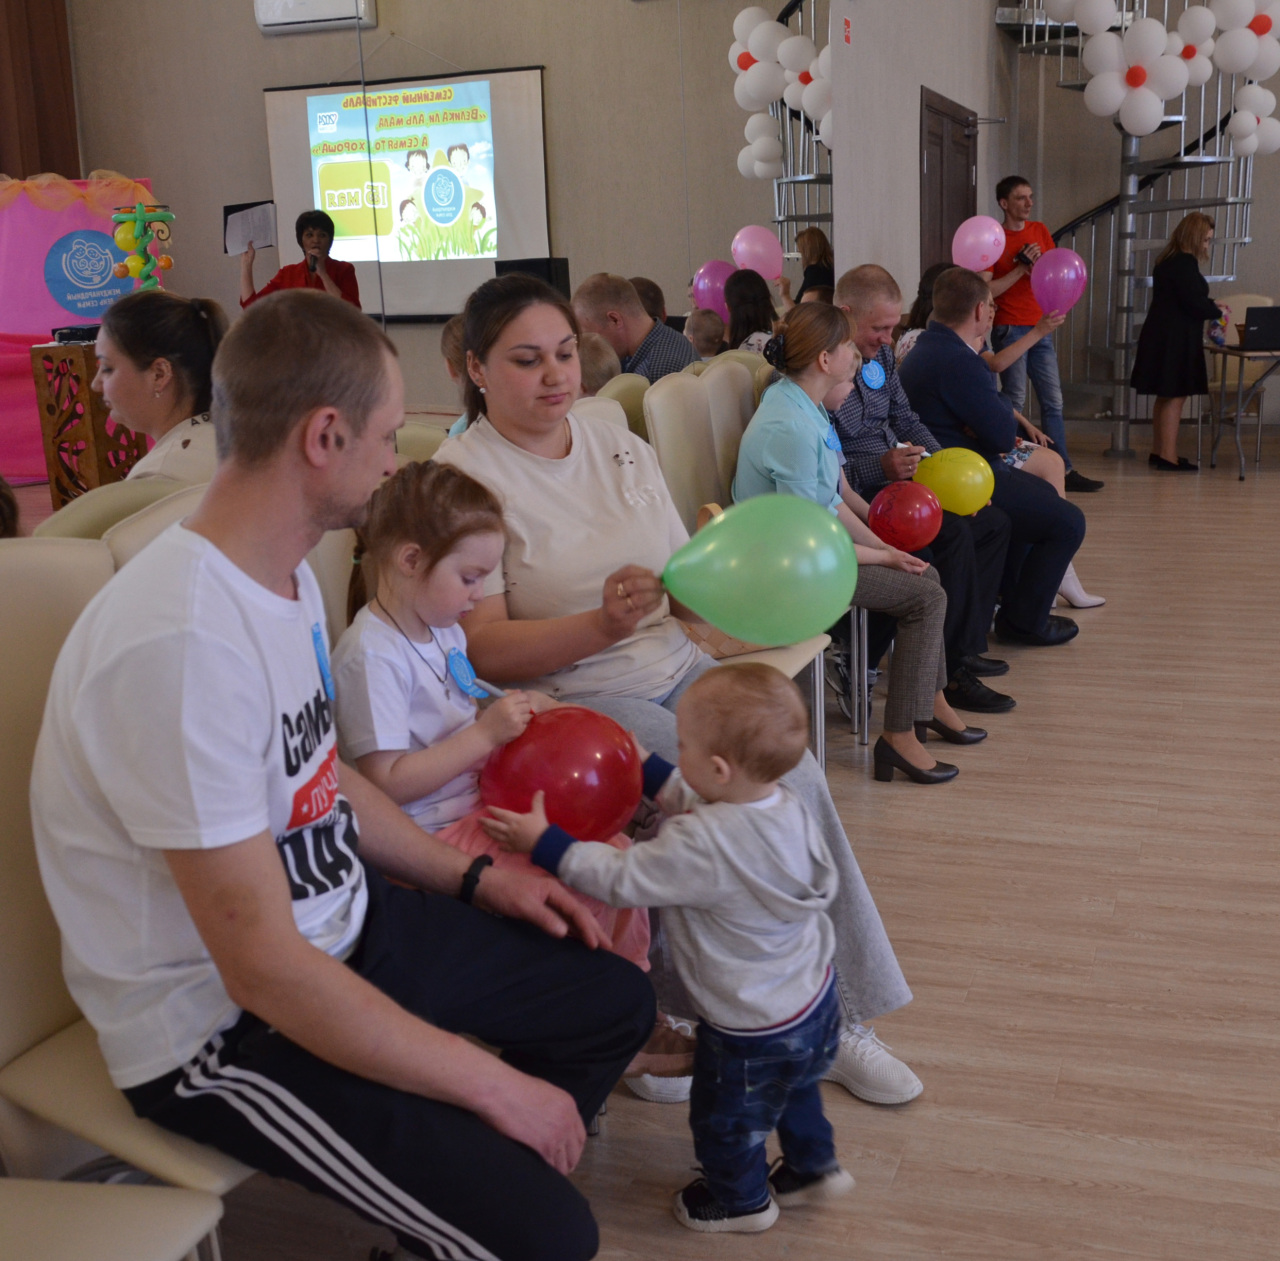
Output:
(111, 202), (175, 290)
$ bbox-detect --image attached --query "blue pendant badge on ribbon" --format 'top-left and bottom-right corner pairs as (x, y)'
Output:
(447, 647), (490, 700)
(824, 422), (843, 452)
(861, 359), (886, 390)
(312, 623), (336, 701)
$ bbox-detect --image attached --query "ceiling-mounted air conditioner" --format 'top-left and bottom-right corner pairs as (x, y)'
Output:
(254, 0), (377, 36)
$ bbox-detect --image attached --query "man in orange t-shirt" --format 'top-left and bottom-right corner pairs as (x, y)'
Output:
(982, 177), (1103, 493)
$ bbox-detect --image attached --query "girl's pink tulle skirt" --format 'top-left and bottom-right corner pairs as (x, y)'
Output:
(435, 808), (651, 970)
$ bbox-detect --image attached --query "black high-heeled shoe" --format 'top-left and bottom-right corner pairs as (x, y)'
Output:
(915, 718), (988, 746)
(873, 736), (959, 784)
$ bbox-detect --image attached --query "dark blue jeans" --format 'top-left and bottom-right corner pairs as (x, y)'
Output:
(992, 324), (1072, 470)
(689, 980), (842, 1213)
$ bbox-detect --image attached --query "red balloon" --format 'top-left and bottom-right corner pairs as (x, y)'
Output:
(1249, 14), (1272, 35)
(479, 707), (642, 841)
(737, 51), (757, 70)
(867, 482), (943, 552)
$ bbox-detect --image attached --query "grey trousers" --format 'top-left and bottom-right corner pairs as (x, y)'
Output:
(853, 563), (948, 733)
(582, 655), (913, 1027)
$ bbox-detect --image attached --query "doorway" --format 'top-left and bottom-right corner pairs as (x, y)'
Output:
(920, 88), (978, 273)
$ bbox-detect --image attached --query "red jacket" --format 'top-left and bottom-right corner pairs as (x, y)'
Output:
(241, 258), (361, 309)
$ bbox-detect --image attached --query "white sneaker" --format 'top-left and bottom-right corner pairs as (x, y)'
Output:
(624, 1014), (695, 1103)
(822, 1024), (922, 1104)
(768, 1161), (856, 1207)
(626, 1073), (692, 1103)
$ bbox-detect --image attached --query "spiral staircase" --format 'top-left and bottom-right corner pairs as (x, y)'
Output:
(997, 1), (1256, 454)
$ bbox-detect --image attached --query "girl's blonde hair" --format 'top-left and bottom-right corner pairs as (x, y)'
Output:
(348, 461), (504, 625)
(1156, 212), (1215, 266)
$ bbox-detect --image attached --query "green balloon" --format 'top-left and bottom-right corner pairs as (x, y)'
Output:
(663, 494), (857, 646)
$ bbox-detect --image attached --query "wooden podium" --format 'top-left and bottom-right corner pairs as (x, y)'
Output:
(30, 343), (149, 510)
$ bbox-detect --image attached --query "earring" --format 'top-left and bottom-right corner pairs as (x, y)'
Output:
(154, 390), (161, 398)
(479, 386), (486, 394)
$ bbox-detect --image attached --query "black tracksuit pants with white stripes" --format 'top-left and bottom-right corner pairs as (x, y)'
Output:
(124, 868), (656, 1261)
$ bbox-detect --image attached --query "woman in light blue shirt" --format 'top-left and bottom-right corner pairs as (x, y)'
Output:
(734, 303), (974, 785)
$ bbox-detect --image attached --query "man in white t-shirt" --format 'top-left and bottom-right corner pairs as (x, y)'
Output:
(31, 289), (654, 1261)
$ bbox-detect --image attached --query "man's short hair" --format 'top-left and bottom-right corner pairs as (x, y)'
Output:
(628, 276), (666, 322)
(685, 307), (725, 357)
(835, 264), (902, 317)
(930, 267), (991, 327)
(680, 663), (809, 782)
(572, 273), (648, 324)
(578, 332), (622, 394)
(212, 290), (397, 466)
(996, 175), (1031, 205)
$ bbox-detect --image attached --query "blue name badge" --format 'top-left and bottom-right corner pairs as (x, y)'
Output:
(861, 360), (886, 390)
(824, 423), (843, 452)
(447, 647), (491, 700)
(312, 623), (335, 701)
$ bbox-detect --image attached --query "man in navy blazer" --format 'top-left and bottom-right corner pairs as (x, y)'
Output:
(898, 267), (1085, 646)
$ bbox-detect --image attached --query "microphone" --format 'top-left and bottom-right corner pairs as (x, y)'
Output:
(308, 253), (318, 273)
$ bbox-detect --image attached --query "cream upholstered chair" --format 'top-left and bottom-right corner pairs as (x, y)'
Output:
(642, 374), (722, 535)
(701, 358), (755, 504)
(681, 359), (709, 376)
(32, 476), (188, 540)
(102, 483), (209, 569)
(754, 360), (779, 405)
(1, 1178), (223, 1261)
(396, 417), (451, 463)
(597, 372), (650, 439)
(572, 395), (629, 430)
(0, 537), (252, 1198)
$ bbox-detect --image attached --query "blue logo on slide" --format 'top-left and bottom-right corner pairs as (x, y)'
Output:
(424, 168), (465, 226)
(44, 230), (130, 316)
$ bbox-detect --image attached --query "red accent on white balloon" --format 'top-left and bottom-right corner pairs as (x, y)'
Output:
(1249, 14), (1273, 34)
(1180, 43), (1198, 59)
(799, 70), (813, 84)
(738, 51), (757, 70)
(1125, 65), (1148, 87)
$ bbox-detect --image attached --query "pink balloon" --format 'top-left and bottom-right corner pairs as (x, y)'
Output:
(730, 225), (785, 280)
(951, 215), (1007, 271)
(692, 259), (737, 323)
(1030, 248), (1088, 315)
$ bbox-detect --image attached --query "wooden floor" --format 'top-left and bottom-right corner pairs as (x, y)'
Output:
(31, 431), (1280, 1257)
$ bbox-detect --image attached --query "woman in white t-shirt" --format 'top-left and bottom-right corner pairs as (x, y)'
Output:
(92, 289), (227, 483)
(331, 459), (650, 969)
(432, 274), (922, 1107)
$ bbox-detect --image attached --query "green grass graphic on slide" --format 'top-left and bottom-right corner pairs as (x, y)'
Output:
(396, 217), (497, 261)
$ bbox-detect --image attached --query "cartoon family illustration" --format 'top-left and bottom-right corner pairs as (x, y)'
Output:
(396, 142), (495, 262)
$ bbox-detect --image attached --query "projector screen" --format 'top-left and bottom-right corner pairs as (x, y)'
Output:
(264, 68), (549, 318)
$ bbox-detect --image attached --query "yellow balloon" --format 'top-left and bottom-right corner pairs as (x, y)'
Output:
(125, 253), (145, 278)
(114, 224), (137, 252)
(913, 447), (995, 516)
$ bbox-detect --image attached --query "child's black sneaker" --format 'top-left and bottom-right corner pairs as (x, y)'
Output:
(768, 1160), (856, 1207)
(672, 1177), (778, 1233)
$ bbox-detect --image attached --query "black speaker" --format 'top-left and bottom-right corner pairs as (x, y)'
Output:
(495, 257), (571, 300)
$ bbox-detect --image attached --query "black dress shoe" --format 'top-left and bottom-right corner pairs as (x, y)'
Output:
(873, 736), (959, 784)
(959, 653), (1009, 677)
(993, 612), (1079, 647)
(915, 719), (988, 745)
(944, 666), (1016, 713)
(1064, 470), (1105, 492)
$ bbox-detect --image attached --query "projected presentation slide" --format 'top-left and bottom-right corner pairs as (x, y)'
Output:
(266, 69), (549, 318)
(307, 80), (497, 263)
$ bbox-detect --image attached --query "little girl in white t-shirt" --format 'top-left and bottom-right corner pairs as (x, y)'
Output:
(331, 460), (650, 967)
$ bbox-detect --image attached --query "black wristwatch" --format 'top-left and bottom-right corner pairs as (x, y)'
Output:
(459, 854), (493, 905)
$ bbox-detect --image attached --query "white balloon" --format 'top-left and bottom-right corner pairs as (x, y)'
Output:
(1083, 32), (1127, 76)
(1044, 0), (1077, 21)
(1178, 5), (1217, 45)
(783, 80), (808, 110)
(808, 56), (822, 81)
(754, 159), (785, 179)
(1147, 54), (1191, 99)
(1214, 26), (1260, 73)
(747, 20), (790, 63)
(1119, 85), (1165, 135)
(817, 44), (831, 79)
(1187, 52), (1216, 86)
(744, 59), (787, 103)
(1233, 130), (1261, 154)
(733, 6), (772, 45)
(801, 77), (833, 120)
(1210, 0), (1256, 31)
(784, 69), (798, 84)
(1075, 0), (1119, 37)
(734, 73), (768, 112)
(1248, 33), (1280, 79)
(1227, 108), (1261, 136)
(1166, 32), (1186, 57)
(729, 41), (748, 73)
(737, 145), (758, 177)
(778, 34), (817, 73)
(1125, 17), (1171, 67)
(1255, 113), (1280, 151)
(750, 135), (784, 161)
(1084, 70), (1128, 116)
(1235, 83), (1275, 114)
(745, 112), (777, 142)
(818, 110), (834, 148)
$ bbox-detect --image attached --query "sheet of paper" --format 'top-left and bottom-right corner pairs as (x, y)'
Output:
(224, 203), (276, 255)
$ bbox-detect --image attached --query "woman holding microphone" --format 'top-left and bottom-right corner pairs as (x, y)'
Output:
(239, 210), (361, 309)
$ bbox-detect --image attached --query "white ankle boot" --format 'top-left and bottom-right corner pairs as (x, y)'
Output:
(1057, 562), (1105, 608)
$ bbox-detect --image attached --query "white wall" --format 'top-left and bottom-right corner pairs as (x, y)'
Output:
(64, 0), (777, 407)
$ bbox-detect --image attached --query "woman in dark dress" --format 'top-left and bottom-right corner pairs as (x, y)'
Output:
(1131, 212), (1224, 470)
